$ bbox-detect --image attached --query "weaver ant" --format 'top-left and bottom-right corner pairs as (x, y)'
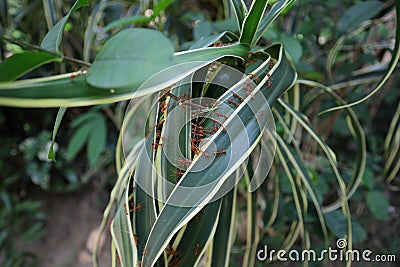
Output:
(194, 243), (201, 256)
(133, 234), (139, 246)
(165, 247), (178, 257)
(213, 149), (226, 156)
(232, 92), (244, 102)
(124, 203), (143, 215)
(267, 73), (271, 88)
(247, 73), (260, 82)
(269, 58), (274, 70)
(228, 98), (240, 107)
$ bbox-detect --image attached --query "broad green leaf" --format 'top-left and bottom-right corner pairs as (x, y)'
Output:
(325, 210), (367, 243)
(66, 121), (94, 161)
(279, 34), (302, 64)
(70, 111), (101, 128)
(48, 107), (67, 161)
(338, 1), (385, 33)
(193, 20), (213, 40)
(0, 39), (248, 107)
(87, 28), (248, 89)
(0, 51), (60, 82)
(361, 168), (375, 190)
(366, 190), (389, 221)
(239, 0), (269, 45)
(87, 28), (175, 89)
(87, 116), (107, 166)
(40, 0), (89, 52)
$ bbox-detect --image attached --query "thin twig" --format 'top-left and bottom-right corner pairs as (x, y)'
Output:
(0, 36), (92, 67)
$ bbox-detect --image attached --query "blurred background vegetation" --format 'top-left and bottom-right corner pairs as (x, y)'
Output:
(0, 0), (399, 266)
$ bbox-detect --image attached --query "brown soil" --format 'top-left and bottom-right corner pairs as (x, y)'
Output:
(23, 186), (112, 267)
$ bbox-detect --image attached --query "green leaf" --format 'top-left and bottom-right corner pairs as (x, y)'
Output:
(229, 0), (247, 31)
(152, 0), (174, 17)
(110, 175), (137, 267)
(211, 189), (236, 267)
(0, 51), (60, 82)
(325, 210), (367, 243)
(48, 107), (67, 162)
(87, 28), (175, 89)
(366, 190), (389, 221)
(40, 0), (89, 52)
(254, 0), (296, 45)
(87, 28), (249, 89)
(87, 116), (107, 166)
(66, 121), (94, 162)
(103, 16), (151, 33)
(361, 168), (375, 190)
(279, 34), (302, 64)
(189, 31), (235, 49)
(338, 1), (385, 33)
(193, 20), (213, 40)
(171, 201), (221, 267)
(239, 0), (269, 45)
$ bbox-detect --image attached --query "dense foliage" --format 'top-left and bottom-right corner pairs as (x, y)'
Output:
(0, 0), (399, 266)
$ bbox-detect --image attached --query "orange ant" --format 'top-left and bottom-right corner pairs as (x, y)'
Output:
(133, 234), (139, 246)
(228, 98), (240, 107)
(116, 251), (121, 266)
(190, 143), (210, 158)
(173, 170), (185, 176)
(194, 209), (205, 221)
(232, 92), (244, 102)
(194, 243), (201, 256)
(214, 149), (226, 156)
(216, 112), (228, 119)
(267, 73), (271, 88)
(168, 256), (181, 267)
(213, 41), (231, 47)
(247, 73), (260, 82)
(210, 118), (226, 132)
(177, 158), (192, 167)
(165, 247), (178, 257)
(107, 218), (113, 231)
(242, 80), (255, 97)
(151, 141), (162, 151)
(124, 203), (143, 215)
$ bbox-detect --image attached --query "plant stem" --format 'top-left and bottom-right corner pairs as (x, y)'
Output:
(0, 36), (92, 67)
